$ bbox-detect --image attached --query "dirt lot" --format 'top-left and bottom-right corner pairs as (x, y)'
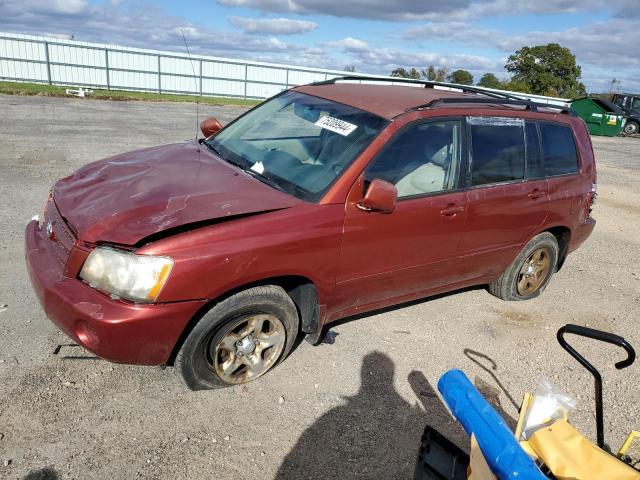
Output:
(0, 95), (639, 480)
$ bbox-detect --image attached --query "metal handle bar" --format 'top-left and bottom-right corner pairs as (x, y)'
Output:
(557, 324), (636, 449)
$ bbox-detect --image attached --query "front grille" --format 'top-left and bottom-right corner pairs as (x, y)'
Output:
(44, 200), (76, 269)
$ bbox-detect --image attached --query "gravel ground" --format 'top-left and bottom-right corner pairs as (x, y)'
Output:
(0, 95), (638, 479)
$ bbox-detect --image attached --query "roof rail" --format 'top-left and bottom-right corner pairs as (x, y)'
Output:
(311, 75), (573, 115)
(416, 97), (574, 115)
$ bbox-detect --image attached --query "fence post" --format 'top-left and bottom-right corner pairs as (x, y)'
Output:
(199, 59), (203, 97)
(44, 41), (52, 85)
(157, 55), (162, 94)
(243, 63), (248, 99)
(104, 48), (110, 90)
(285, 68), (289, 89)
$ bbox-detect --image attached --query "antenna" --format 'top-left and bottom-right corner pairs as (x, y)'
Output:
(181, 29), (200, 141)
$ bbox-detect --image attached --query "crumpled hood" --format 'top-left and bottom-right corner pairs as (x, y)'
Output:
(53, 141), (300, 245)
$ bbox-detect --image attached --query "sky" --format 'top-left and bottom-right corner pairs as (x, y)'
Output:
(1, 0), (639, 92)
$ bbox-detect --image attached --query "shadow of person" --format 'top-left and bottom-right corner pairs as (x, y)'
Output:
(275, 352), (467, 480)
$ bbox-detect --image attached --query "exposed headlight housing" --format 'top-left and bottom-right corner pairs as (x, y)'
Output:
(79, 247), (174, 303)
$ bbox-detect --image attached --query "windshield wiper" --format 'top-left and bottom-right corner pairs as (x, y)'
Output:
(205, 140), (247, 170)
(243, 168), (287, 193)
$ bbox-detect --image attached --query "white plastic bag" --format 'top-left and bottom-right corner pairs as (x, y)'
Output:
(521, 380), (577, 440)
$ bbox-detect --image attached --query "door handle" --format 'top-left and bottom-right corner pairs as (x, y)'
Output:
(527, 189), (546, 199)
(440, 204), (465, 216)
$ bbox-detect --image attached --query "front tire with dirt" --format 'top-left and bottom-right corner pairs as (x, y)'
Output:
(175, 285), (299, 390)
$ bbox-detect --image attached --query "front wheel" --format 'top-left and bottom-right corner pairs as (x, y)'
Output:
(624, 121), (639, 135)
(488, 232), (559, 301)
(175, 285), (299, 390)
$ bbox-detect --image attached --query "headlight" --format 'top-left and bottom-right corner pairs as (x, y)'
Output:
(79, 247), (174, 303)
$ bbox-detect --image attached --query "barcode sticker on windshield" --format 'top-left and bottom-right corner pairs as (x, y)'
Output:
(315, 116), (358, 136)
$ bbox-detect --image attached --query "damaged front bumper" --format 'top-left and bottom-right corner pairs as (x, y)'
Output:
(25, 219), (205, 365)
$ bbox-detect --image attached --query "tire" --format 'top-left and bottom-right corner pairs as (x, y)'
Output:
(175, 285), (299, 390)
(488, 232), (559, 301)
(624, 121), (639, 135)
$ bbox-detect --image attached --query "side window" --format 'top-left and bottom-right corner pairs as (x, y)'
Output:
(612, 96), (625, 108)
(525, 122), (544, 179)
(539, 122), (579, 176)
(365, 120), (461, 198)
(632, 97), (640, 110)
(469, 117), (525, 186)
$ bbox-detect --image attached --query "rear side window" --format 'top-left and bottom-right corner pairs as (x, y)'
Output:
(539, 123), (579, 176)
(469, 117), (525, 186)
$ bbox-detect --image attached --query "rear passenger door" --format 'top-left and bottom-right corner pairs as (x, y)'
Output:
(458, 117), (549, 281)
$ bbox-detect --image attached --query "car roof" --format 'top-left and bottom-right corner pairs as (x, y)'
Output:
(293, 83), (483, 119)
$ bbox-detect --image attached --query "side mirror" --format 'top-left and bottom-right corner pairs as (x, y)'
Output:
(200, 117), (223, 137)
(357, 179), (397, 213)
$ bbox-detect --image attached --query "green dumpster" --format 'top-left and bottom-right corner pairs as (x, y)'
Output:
(570, 97), (626, 136)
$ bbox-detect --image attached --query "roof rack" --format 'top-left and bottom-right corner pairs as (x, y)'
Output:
(418, 97), (574, 115)
(311, 75), (573, 115)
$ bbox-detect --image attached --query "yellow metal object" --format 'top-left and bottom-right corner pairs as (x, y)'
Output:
(620, 431), (640, 467)
(528, 420), (640, 480)
(468, 434), (497, 480)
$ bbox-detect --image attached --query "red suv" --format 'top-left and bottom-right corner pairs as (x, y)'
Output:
(25, 78), (596, 389)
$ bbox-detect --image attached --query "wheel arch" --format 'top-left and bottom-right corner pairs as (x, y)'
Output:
(166, 275), (320, 366)
(543, 225), (571, 271)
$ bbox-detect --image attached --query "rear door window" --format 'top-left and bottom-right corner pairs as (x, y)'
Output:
(468, 117), (525, 186)
(539, 122), (579, 176)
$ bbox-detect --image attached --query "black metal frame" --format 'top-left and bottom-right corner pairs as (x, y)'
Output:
(557, 324), (636, 450)
(313, 75), (573, 115)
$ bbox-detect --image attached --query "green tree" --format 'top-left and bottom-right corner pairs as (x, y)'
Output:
(391, 67), (420, 80)
(447, 69), (474, 85)
(477, 73), (501, 89)
(505, 43), (586, 97)
(390, 67), (421, 79)
(422, 65), (447, 82)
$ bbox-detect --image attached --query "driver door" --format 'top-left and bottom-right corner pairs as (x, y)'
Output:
(334, 119), (469, 313)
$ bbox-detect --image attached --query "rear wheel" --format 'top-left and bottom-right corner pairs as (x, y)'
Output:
(624, 121), (639, 135)
(175, 285), (299, 390)
(488, 232), (559, 301)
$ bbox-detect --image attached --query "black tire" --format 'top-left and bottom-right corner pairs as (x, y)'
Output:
(175, 285), (299, 390)
(624, 121), (639, 135)
(488, 232), (559, 301)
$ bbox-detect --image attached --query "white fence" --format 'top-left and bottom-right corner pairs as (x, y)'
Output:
(0, 31), (569, 106)
(0, 32), (355, 99)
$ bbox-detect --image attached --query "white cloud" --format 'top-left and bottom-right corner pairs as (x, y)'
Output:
(217, 0), (634, 21)
(229, 16), (317, 35)
(327, 36), (497, 74)
(327, 37), (369, 50)
(0, 1), (325, 60)
(217, 0), (472, 21)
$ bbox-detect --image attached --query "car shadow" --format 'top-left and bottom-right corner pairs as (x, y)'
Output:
(319, 285), (485, 339)
(274, 352), (468, 480)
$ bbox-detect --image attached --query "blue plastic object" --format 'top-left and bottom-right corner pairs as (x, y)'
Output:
(438, 369), (546, 480)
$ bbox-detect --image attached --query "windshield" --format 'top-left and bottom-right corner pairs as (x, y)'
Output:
(205, 91), (388, 201)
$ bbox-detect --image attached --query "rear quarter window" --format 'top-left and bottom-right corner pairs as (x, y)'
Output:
(539, 122), (579, 176)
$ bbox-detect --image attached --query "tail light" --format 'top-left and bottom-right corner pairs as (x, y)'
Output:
(586, 183), (597, 218)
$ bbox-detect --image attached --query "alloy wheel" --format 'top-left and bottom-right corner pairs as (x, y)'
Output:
(516, 247), (552, 296)
(210, 313), (286, 384)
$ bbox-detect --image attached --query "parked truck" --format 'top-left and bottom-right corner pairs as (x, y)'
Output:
(612, 93), (640, 135)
